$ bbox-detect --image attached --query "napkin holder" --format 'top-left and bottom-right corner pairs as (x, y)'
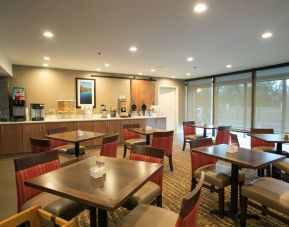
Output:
(90, 166), (106, 178)
(227, 145), (238, 153)
(145, 125), (152, 130)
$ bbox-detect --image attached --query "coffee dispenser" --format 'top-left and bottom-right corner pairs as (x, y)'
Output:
(30, 103), (45, 121)
(11, 87), (26, 121)
(118, 98), (128, 117)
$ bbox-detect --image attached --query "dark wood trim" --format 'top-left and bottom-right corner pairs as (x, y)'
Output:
(30, 137), (51, 147)
(47, 127), (67, 135)
(131, 145), (164, 159)
(14, 151), (59, 171)
(250, 128), (274, 134)
(152, 130), (174, 137)
(183, 121), (195, 125)
(102, 134), (119, 144)
(190, 138), (213, 148)
(123, 124), (140, 129)
(217, 126), (232, 131)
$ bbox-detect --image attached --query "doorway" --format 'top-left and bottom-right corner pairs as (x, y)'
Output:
(158, 86), (178, 134)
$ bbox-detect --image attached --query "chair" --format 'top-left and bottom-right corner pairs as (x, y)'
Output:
(100, 134), (119, 157)
(30, 137), (51, 153)
(123, 145), (164, 210)
(47, 127), (85, 155)
(0, 205), (76, 227)
(190, 138), (245, 218)
(215, 126), (231, 145)
(230, 133), (240, 147)
(123, 124), (146, 158)
(14, 151), (87, 220)
(240, 177), (289, 226)
(182, 121), (199, 151)
(272, 158), (289, 180)
(152, 131), (174, 171)
(117, 172), (205, 227)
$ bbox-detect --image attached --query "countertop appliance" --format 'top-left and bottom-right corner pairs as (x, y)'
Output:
(118, 98), (128, 117)
(11, 87), (26, 121)
(30, 103), (45, 121)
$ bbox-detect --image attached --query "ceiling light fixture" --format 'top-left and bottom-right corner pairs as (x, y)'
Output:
(104, 63), (110, 67)
(186, 73), (191, 76)
(150, 69), (155, 72)
(262, 32), (273, 39)
(226, 64), (232, 68)
(43, 31), (54, 38)
(43, 63), (48, 67)
(43, 56), (50, 61)
(187, 57), (194, 62)
(138, 72), (143, 75)
(129, 46), (138, 52)
(171, 76), (176, 79)
(96, 68), (101, 71)
(194, 3), (208, 13)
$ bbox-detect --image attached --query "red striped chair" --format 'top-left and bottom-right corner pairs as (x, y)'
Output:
(152, 131), (174, 171)
(123, 145), (164, 210)
(230, 133), (240, 147)
(117, 172), (205, 227)
(14, 151), (87, 220)
(123, 124), (146, 158)
(100, 134), (119, 157)
(190, 138), (245, 218)
(30, 137), (51, 153)
(182, 121), (198, 151)
(215, 126), (231, 145)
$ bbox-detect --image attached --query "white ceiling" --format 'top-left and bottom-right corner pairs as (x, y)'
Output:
(0, 0), (289, 79)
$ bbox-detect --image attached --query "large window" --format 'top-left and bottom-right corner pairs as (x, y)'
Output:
(187, 79), (212, 124)
(255, 67), (289, 132)
(215, 73), (252, 130)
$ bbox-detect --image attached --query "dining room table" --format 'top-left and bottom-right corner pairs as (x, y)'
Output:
(25, 156), (163, 227)
(128, 127), (165, 144)
(248, 133), (289, 155)
(45, 130), (105, 157)
(195, 124), (218, 137)
(192, 144), (285, 223)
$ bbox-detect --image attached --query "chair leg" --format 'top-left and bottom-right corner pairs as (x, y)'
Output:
(239, 181), (244, 207)
(123, 145), (127, 158)
(191, 177), (197, 191)
(168, 155), (173, 171)
(218, 188), (225, 219)
(240, 196), (248, 227)
(182, 139), (186, 151)
(156, 195), (162, 207)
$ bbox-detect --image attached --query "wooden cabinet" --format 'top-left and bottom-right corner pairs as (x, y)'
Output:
(22, 123), (44, 153)
(0, 124), (23, 155)
(131, 80), (155, 112)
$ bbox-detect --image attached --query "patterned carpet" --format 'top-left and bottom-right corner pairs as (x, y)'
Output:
(74, 142), (287, 227)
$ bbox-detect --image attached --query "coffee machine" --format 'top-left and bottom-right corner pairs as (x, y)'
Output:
(118, 98), (128, 117)
(11, 87), (26, 121)
(30, 103), (45, 121)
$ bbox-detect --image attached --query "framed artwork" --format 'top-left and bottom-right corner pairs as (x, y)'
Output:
(76, 78), (96, 108)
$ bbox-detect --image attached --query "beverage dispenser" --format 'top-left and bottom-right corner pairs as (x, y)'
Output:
(118, 98), (128, 117)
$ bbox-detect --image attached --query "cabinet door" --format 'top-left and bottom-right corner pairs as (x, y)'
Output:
(92, 121), (107, 145)
(22, 123), (44, 153)
(156, 118), (166, 130)
(0, 124), (23, 155)
(43, 122), (76, 135)
(107, 120), (121, 142)
(76, 121), (94, 147)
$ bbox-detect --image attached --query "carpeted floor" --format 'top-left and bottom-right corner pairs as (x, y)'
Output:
(74, 142), (288, 227)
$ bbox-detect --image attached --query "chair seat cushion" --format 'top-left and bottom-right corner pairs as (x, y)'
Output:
(273, 158), (289, 174)
(117, 204), (178, 227)
(185, 134), (197, 141)
(252, 146), (275, 152)
(52, 144), (85, 155)
(123, 181), (161, 210)
(242, 177), (289, 215)
(125, 138), (146, 146)
(21, 192), (87, 220)
(195, 164), (245, 188)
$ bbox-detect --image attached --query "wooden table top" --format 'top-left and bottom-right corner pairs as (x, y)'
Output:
(25, 156), (162, 211)
(192, 144), (285, 169)
(248, 133), (289, 143)
(128, 127), (165, 135)
(45, 131), (106, 143)
(195, 124), (218, 129)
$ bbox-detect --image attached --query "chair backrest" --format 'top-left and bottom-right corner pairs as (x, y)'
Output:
(230, 133), (240, 147)
(123, 124), (141, 141)
(190, 138), (215, 175)
(130, 145), (164, 189)
(151, 131), (174, 156)
(30, 137), (51, 153)
(100, 134), (119, 157)
(14, 151), (60, 212)
(183, 121), (196, 136)
(250, 128), (275, 148)
(215, 126), (231, 145)
(47, 127), (70, 148)
(175, 171), (205, 227)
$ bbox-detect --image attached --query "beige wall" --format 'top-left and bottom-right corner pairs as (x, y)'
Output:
(9, 65), (185, 132)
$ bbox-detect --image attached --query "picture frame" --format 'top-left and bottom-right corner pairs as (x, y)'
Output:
(76, 78), (96, 108)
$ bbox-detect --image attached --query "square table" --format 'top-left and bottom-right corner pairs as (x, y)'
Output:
(45, 131), (105, 157)
(128, 127), (165, 144)
(195, 124), (218, 137)
(25, 156), (163, 227)
(248, 133), (289, 155)
(192, 144), (285, 221)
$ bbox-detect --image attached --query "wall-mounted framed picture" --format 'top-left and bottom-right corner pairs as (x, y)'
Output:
(76, 78), (96, 108)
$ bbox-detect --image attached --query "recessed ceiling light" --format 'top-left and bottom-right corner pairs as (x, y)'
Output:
(226, 64), (232, 68)
(43, 63), (48, 67)
(138, 72), (143, 75)
(104, 63), (110, 67)
(96, 68), (101, 71)
(262, 32), (273, 39)
(187, 57), (194, 62)
(186, 73), (191, 76)
(129, 46), (138, 52)
(43, 31), (54, 38)
(171, 76), (176, 79)
(150, 69), (155, 72)
(43, 56), (50, 61)
(194, 3), (208, 13)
